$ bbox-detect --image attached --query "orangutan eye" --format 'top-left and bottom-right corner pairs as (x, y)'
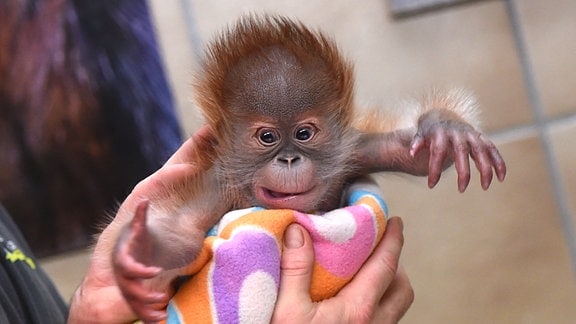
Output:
(295, 125), (315, 142)
(258, 129), (280, 146)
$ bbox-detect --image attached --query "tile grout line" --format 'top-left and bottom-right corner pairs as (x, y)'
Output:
(504, 0), (576, 275)
(487, 113), (576, 142)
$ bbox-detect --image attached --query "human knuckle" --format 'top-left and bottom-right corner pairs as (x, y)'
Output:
(381, 291), (414, 324)
(377, 256), (399, 280)
(404, 285), (415, 306)
(350, 303), (376, 324)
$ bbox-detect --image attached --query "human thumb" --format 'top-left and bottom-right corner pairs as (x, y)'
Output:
(276, 224), (315, 305)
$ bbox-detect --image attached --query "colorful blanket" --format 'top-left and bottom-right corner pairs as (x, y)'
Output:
(165, 180), (388, 324)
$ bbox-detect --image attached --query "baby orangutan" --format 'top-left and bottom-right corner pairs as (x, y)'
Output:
(111, 15), (506, 322)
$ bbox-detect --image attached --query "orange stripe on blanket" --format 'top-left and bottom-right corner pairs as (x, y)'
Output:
(360, 195), (387, 239)
(219, 209), (296, 242)
(168, 258), (214, 323)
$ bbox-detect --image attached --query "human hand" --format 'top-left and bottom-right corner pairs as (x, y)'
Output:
(272, 216), (413, 323)
(68, 126), (216, 323)
(68, 247), (137, 323)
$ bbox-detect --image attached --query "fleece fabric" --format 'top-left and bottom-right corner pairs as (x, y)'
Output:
(165, 181), (388, 324)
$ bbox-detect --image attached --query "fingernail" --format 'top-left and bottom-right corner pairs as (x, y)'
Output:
(398, 217), (404, 230)
(393, 217), (404, 232)
(284, 224), (304, 249)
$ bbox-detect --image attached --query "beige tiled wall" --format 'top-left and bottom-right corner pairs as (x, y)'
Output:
(514, 0), (576, 118)
(42, 0), (575, 321)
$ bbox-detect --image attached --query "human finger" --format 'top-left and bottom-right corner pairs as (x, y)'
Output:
(376, 265), (414, 323)
(339, 217), (405, 306)
(273, 224), (316, 322)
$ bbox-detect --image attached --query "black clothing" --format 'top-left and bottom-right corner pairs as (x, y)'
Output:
(0, 204), (68, 323)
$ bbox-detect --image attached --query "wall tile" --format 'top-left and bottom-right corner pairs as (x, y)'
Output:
(378, 133), (576, 323)
(514, 0), (576, 118)
(549, 118), (576, 240)
(387, 0), (486, 17)
(350, 0), (532, 133)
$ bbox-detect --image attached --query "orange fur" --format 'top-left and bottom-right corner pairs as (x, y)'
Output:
(193, 15), (355, 139)
(354, 88), (480, 134)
